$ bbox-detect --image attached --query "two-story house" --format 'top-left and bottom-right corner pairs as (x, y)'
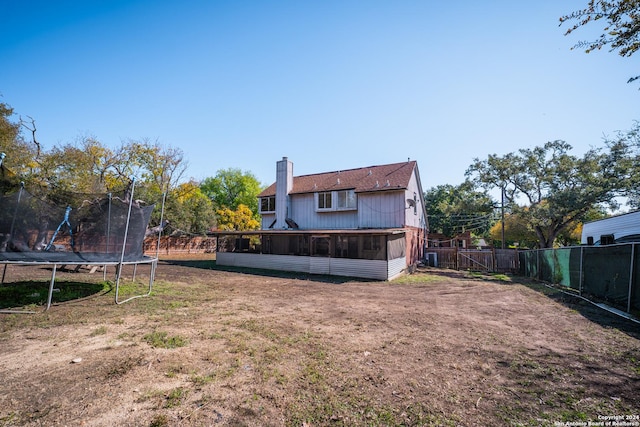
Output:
(214, 157), (428, 280)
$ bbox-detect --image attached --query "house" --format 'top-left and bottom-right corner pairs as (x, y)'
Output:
(213, 157), (428, 280)
(581, 210), (640, 245)
(427, 231), (473, 248)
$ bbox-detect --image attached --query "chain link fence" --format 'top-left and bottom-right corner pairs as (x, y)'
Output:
(519, 243), (639, 315)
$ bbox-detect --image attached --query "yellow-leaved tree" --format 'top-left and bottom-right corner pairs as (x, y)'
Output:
(216, 204), (259, 231)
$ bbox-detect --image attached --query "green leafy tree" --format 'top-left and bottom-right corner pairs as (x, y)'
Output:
(424, 182), (496, 238)
(38, 136), (122, 194)
(200, 168), (263, 219)
(560, 0), (640, 83)
(0, 102), (20, 153)
(603, 122), (640, 207)
(125, 138), (187, 192)
(162, 181), (216, 235)
(0, 102), (38, 177)
(467, 140), (624, 248)
(0, 98), (218, 235)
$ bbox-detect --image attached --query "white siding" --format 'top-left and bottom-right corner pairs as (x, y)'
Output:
(261, 213), (276, 230)
(310, 257), (331, 275)
(290, 193), (359, 229)
(216, 252), (393, 280)
(387, 257), (407, 280)
(330, 258), (390, 280)
(581, 211), (640, 244)
(358, 191), (405, 228)
(217, 252), (308, 272)
(404, 172), (426, 229)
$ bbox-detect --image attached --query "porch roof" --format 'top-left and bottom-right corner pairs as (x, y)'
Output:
(208, 228), (407, 236)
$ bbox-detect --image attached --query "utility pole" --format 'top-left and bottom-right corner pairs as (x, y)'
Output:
(501, 184), (505, 250)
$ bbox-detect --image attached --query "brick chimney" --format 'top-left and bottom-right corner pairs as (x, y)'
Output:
(274, 157), (293, 229)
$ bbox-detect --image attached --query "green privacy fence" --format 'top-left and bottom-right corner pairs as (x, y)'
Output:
(519, 243), (639, 314)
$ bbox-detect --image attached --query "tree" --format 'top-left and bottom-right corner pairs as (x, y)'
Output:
(200, 168), (263, 218)
(0, 102), (38, 176)
(560, 0), (640, 83)
(0, 102), (20, 152)
(38, 136), (121, 194)
(163, 181), (217, 235)
(424, 182), (496, 238)
(489, 213), (539, 249)
(0, 97), (219, 234)
(466, 140), (624, 248)
(122, 138), (187, 192)
(216, 204), (260, 231)
(604, 121), (640, 207)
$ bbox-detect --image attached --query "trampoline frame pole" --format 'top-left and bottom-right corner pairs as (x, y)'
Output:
(104, 192), (112, 281)
(46, 264), (58, 310)
(156, 191), (167, 260)
(114, 178), (155, 305)
(115, 178), (135, 302)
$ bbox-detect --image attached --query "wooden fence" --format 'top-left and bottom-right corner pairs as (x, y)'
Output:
(425, 247), (519, 273)
(144, 235), (217, 255)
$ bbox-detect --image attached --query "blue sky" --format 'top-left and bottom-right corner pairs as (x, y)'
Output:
(1, 1), (637, 191)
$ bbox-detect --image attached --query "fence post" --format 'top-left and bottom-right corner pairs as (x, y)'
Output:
(455, 245), (459, 270)
(579, 246), (584, 295)
(492, 246), (496, 272)
(628, 243), (636, 314)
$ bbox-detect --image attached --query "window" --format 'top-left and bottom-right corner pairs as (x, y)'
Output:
(600, 234), (615, 245)
(334, 235), (358, 258)
(316, 190), (356, 211)
(363, 235), (382, 251)
(260, 196), (276, 212)
(317, 192), (332, 209)
(337, 190), (357, 209)
(311, 235), (331, 256)
(362, 235), (386, 260)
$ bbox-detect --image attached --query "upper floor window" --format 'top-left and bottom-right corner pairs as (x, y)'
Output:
(316, 190), (356, 211)
(337, 190), (357, 209)
(318, 192), (332, 210)
(260, 196), (276, 213)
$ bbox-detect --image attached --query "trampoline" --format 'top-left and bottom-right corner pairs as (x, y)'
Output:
(0, 155), (164, 312)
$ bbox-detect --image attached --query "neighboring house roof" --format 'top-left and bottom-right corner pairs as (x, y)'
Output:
(258, 160), (417, 197)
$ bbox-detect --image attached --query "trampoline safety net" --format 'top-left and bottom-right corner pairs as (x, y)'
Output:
(0, 179), (155, 264)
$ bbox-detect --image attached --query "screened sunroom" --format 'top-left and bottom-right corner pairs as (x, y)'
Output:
(212, 229), (408, 280)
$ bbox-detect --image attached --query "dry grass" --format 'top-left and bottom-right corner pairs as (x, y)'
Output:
(0, 260), (639, 426)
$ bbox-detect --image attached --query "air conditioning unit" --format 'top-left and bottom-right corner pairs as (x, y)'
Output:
(426, 252), (438, 267)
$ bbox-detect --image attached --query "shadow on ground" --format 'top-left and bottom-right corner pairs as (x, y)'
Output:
(0, 280), (108, 310)
(160, 259), (366, 284)
(420, 266), (640, 338)
(542, 288), (640, 338)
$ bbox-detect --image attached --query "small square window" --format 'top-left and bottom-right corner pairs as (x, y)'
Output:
(318, 192), (332, 209)
(260, 196), (276, 212)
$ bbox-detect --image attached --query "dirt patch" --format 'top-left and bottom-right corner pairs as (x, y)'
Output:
(0, 258), (639, 426)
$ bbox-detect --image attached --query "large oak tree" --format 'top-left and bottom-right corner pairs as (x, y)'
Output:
(560, 0), (640, 83)
(466, 140), (624, 248)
